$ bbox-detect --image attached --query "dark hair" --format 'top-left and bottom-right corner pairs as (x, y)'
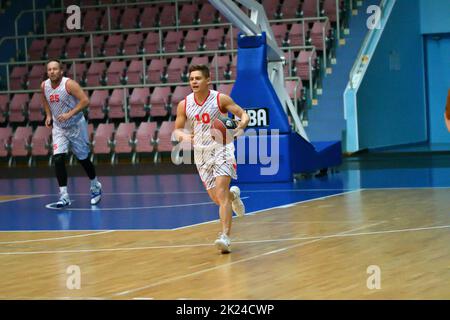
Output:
(46, 59), (63, 69)
(188, 64), (210, 78)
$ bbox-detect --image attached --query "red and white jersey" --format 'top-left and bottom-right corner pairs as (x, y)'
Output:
(42, 77), (81, 129)
(185, 89), (228, 149)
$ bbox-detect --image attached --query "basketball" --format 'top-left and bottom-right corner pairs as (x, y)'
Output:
(211, 114), (238, 144)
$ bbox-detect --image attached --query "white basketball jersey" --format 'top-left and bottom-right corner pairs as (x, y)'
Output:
(185, 89), (228, 149)
(43, 77), (81, 129)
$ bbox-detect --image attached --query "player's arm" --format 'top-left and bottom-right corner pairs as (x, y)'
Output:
(220, 94), (249, 137)
(57, 79), (89, 122)
(172, 100), (193, 143)
(41, 81), (52, 128)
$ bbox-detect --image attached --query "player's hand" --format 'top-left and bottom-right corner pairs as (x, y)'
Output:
(45, 115), (53, 128)
(233, 122), (245, 139)
(57, 112), (72, 122)
(180, 132), (194, 143)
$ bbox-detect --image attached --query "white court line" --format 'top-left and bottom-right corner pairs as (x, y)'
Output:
(28, 189), (355, 197)
(0, 230), (114, 245)
(361, 186), (450, 190)
(4, 222), (450, 257)
(171, 189), (362, 231)
(113, 222), (384, 297)
(0, 194), (46, 203)
(45, 197), (250, 211)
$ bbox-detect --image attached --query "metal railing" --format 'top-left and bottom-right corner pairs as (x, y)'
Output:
(348, 0), (387, 89)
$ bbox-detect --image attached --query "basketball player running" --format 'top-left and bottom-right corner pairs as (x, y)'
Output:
(173, 64), (250, 254)
(42, 59), (102, 208)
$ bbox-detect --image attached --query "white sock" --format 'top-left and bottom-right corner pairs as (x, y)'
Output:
(59, 186), (68, 195)
(90, 177), (98, 188)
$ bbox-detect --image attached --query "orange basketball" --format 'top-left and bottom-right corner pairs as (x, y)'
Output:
(211, 115), (237, 145)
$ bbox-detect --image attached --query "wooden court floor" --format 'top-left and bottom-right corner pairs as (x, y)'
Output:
(0, 188), (449, 299)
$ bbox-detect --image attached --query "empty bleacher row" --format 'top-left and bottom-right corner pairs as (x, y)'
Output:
(0, 119), (184, 166)
(0, 80), (303, 125)
(10, 47), (316, 87)
(43, 0), (342, 34)
(29, 21), (329, 61)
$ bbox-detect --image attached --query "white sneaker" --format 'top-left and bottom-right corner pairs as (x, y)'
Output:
(90, 181), (102, 205)
(56, 193), (71, 208)
(214, 233), (231, 254)
(230, 186), (245, 217)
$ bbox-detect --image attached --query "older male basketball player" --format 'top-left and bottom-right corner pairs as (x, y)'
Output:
(173, 64), (250, 253)
(42, 59), (102, 207)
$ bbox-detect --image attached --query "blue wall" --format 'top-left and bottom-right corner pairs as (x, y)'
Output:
(420, 0), (450, 34)
(425, 35), (450, 143)
(356, 0), (427, 149)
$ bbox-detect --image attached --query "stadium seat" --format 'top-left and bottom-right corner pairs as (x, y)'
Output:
(204, 28), (225, 51)
(134, 121), (157, 155)
(301, 0), (320, 18)
(179, 4), (199, 25)
(27, 65), (46, 90)
(143, 32), (161, 54)
(28, 92), (44, 123)
(105, 61), (126, 86)
(281, 0), (302, 19)
(99, 7), (121, 30)
(66, 36), (87, 59)
(126, 59), (145, 85)
(8, 93), (29, 124)
(129, 87), (150, 119)
(120, 7), (141, 29)
(83, 9), (102, 32)
(46, 12), (64, 34)
(28, 39), (47, 61)
(9, 66), (28, 90)
(146, 59), (167, 83)
(166, 57), (188, 83)
(156, 121), (175, 152)
(311, 21), (331, 51)
(85, 62), (107, 87)
(0, 94), (9, 124)
(0, 127), (13, 158)
(210, 55), (230, 81)
(140, 7), (159, 28)
(92, 123), (115, 157)
(10, 126), (33, 159)
(104, 34), (124, 56)
(163, 31), (184, 53)
(107, 88), (127, 120)
(88, 89), (108, 120)
(183, 30), (204, 52)
(113, 122), (136, 156)
(149, 87), (171, 118)
(296, 50), (317, 81)
(158, 5), (176, 27)
(289, 23), (310, 46)
(30, 126), (52, 157)
(46, 37), (66, 60)
(198, 3), (219, 24)
(123, 33), (144, 55)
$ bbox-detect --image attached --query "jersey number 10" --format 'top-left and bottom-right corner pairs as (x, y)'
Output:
(195, 113), (211, 124)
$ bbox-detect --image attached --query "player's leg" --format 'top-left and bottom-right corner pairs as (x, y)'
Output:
(52, 126), (71, 207)
(70, 118), (102, 205)
(212, 175), (234, 253)
(215, 175), (233, 236)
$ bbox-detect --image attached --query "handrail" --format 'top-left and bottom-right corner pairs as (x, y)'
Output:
(348, 0), (387, 89)
(2, 16), (329, 43)
(0, 44), (315, 93)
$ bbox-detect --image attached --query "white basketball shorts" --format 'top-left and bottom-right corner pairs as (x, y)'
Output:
(52, 117), (90, 160)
